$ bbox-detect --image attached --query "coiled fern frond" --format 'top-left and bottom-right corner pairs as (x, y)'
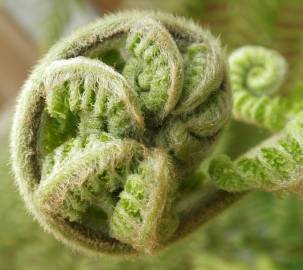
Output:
(11, 11), (231, 255)
(229, 46), (288, 131)
(210, 45), (303, 194)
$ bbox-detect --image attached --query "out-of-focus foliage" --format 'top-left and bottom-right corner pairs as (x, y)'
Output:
(41, 0), (85, 50)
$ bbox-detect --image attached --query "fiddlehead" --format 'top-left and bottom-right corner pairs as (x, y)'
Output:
(210, 45), (303, 195)
(11, 11), (231, 255)
(229, 46), (288, 131)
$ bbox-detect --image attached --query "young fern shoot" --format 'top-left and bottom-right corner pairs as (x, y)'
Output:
(210, 46), (303, 195)
(11, 12), (231, 255)
(230, 46), (288, 131)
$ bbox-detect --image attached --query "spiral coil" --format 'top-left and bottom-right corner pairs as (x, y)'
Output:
(11, 12), (230, 255)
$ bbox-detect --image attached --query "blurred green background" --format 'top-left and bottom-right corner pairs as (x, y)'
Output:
(1, 1), (303, 269)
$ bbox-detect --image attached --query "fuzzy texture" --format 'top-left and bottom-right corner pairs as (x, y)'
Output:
(11, 11), (231, 255)
(210, 46), (303, 194)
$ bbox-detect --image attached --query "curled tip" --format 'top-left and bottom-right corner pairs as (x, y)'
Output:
(229, 46), (289, 131)
(229, 46), (287, 97)
(124, 17), (183, 121)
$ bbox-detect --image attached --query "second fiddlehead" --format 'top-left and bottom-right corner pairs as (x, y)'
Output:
(210, 45), (303, 195)
(229, 46), (288, 131)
